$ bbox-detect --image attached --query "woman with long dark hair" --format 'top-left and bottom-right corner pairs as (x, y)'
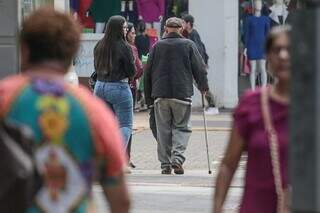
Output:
(94, 15), (136, 148)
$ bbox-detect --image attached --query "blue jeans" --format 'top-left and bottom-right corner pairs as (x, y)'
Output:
(94, 81), (133, 148)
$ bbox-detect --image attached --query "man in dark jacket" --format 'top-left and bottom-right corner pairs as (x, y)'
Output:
(183, 14), (219, 115)
(144, 17), (208, 175)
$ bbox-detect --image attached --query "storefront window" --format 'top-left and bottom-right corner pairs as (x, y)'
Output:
(21, 0), (54, 19)
(238, 0), (302, 92)
(74, 0), (188, 34)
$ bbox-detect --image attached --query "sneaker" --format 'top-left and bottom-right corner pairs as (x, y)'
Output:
(205, 107), (219, 115)
(172, 164), (184, 175)
(161, 167), (172, 175)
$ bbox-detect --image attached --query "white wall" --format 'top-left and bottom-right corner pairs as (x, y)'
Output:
(74, 33), (104, 77)
(54, 0), (69, 11)
(223, 0), (239, 107)
(190, 0), (238, 108)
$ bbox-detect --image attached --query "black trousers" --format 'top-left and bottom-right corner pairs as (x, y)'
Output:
(149, 107), (157, 141)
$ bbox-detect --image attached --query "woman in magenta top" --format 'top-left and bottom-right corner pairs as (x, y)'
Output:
(213, 26), (291, 213)
(126, 22), (143, 97)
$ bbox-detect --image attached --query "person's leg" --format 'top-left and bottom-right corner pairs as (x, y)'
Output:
(205, 90), (216, 107)
(154, 99), (173, 171)
(126, 87), (136, 167)
(111, 83), (133, 148)
(131, 87), (136, 110)
(259, 59), (267, 87)
(94, 81), (115, 112)
(149, 107), (157, 141)
(126, 135), (132, 159)
(250, 60), (257, 90)
(170, 101), (192, 168)
(126, 134), (136, 168)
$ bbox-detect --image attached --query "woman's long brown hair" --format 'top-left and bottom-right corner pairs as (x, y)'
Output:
(94, 16), (126, 74)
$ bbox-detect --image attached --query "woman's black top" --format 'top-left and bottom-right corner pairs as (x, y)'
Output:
(95, 40), (135, 82)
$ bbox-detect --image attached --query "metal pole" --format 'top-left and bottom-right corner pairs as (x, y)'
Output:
(290, 3), (320, 212)
(202, 94), (212, 174)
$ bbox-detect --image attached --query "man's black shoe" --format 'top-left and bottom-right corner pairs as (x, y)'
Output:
(172, 164), (184, 175)
(161, 167), (172, 175)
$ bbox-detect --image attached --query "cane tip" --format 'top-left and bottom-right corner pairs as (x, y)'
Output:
(208, 171), (212, 174)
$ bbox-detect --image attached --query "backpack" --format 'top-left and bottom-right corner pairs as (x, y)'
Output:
(0, 120), (41, 213)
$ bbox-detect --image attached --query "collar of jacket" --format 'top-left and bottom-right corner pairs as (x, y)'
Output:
(164, 32), (184, 39)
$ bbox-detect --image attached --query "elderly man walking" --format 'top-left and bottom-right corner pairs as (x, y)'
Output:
(144, 17), (208, 175)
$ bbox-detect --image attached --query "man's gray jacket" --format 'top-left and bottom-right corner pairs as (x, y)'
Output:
(144, 32), (209, 106)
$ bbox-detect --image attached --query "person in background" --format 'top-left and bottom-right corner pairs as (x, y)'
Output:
(182, 14), (219, 115)
(94, 15), (136, 149)
(144, 17), (208, 175)
(147, 29), (168, 143)
(135, 20), (151, 59)
(126, 22), (143, 169)
(213, 25), (291, 213)
(135, 20), (150, 111)
(0, 7), (130, 213)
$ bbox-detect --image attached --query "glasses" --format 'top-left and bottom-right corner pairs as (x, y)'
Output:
(270, 46), (289, 55)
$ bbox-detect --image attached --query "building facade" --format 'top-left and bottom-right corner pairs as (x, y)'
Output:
(19, 0), (240, 108)
(190, 0), (239, 108)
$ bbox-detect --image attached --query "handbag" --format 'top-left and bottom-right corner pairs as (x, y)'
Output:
(240, 52), (251, 75)
(260, 87), (290, 213)
(0, 120), (40, 213)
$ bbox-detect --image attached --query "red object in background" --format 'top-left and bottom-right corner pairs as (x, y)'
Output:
(146, 28), (158, 38)
(146, 28), (159, 47)
(240, 52), (251, 75)
(78, 0), (95, 29)
(244, 6), (253, 14)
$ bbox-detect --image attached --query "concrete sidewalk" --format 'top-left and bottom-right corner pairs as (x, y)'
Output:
(131, 110), (241, 175)
(133, 111), (233, 133)
(93, 111), (244, 212)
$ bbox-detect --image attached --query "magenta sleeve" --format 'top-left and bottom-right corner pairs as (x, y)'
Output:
(233, 91), (254, 141)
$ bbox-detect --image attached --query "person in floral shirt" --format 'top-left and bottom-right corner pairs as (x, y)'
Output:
(0, 7), (130, 213)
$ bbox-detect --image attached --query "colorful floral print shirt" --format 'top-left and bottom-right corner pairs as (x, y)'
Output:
(0, 75), (126, 213)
